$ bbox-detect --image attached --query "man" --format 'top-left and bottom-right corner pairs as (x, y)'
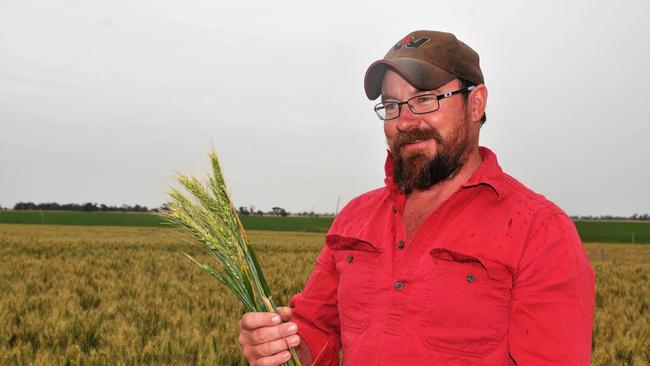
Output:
(238, 30), (595, 366)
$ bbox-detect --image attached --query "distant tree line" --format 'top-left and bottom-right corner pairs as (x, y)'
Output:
(237, 205), (334, 218)
(5, 202), (337, 216)
(570, 214), (650, 221)
(237, 206), (290, 217)
(12, 202), (150, 212)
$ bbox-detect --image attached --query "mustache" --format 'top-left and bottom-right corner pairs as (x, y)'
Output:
(393, 128), (444, 150)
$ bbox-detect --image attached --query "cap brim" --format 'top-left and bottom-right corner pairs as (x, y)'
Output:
(364, 58), (457, 100)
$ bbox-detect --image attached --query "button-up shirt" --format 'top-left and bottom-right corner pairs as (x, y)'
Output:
(290, 146), (594, 365)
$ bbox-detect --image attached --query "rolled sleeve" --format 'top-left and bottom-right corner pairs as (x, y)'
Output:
(509, 213), (595, 365)
(290, 245), (341, 366)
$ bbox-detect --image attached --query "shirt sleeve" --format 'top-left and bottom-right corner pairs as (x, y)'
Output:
(509, 212), (595, 365)
(290, 244), (341, 366)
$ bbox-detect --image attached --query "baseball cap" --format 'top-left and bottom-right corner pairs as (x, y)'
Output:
(364, 30), (484, 100)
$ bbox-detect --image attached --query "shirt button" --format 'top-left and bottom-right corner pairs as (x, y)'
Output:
(347, 255), (353, 263)
(467, 274), (475, 283)
(397, 240), (405, 249)
(392, 206), (397, 214)
(395, 281), (404, 290)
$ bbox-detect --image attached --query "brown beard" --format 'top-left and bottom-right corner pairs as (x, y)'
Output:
(390, 118), (471, 193)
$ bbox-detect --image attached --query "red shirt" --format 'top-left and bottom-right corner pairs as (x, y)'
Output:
(290, 147), (594, 365)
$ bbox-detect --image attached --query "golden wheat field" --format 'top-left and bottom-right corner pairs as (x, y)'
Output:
(0, 224), (648, 366)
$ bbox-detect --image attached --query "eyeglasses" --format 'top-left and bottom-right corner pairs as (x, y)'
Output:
(373, 85), (475, 121)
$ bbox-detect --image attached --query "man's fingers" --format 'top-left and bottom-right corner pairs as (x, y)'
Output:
(250, 350), (292, 366)
(240, 312), (282, 331)
(238, 310), (300, 366)
(251, 335), (301, 359)
(277, 307), (292, 321)
(249, 322), (298, 345)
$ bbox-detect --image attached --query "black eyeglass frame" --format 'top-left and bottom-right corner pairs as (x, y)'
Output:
(373, 85), (476, 121)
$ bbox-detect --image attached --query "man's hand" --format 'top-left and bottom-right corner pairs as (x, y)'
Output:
(238, 307), (311, 366)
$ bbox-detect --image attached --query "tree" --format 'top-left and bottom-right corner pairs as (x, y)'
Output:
(82, 202), (98, 212)
(159, 203), (171, 213)
(14, 202), (37, 210)
(272, 207), (289, 217)
(132, 204), (147, 212)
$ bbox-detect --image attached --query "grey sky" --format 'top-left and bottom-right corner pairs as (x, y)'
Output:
(1, 0), (648, 216)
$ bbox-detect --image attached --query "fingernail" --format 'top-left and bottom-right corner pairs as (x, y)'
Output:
(281, 351), (291, 360)
(272, 315), (281, 324)
(287, 322), (297, 333)
(288, 335), (300, 346)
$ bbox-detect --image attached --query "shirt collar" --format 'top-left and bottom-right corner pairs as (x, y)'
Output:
(383, 145), (506, 201)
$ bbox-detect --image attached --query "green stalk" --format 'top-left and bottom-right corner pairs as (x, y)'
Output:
(160, 150), (302, 366)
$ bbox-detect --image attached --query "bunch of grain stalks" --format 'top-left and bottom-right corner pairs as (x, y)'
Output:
(161, 151), (302, 366)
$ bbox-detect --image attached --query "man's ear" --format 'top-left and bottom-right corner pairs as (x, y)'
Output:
(468, 84), (488, 123)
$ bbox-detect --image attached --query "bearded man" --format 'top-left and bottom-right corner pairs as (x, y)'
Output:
(237, 30), (595, 366)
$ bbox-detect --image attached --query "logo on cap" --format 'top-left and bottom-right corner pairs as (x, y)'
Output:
(393, 35), (430, 51)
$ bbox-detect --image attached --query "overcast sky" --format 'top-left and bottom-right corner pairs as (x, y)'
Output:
(1, 0), (648, 216)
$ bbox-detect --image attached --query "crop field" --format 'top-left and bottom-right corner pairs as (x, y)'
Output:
(1, 210), (649, 243)
(574, 220), (650, 244)
(0, 211), (334, 233)
(1, 224), (649, 365)
(0, 211), (164, 227)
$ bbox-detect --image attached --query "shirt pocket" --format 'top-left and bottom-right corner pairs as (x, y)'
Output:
(417, 247), (513, 357)
(328, 236), (382, 332)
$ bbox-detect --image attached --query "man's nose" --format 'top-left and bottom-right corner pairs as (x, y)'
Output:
(395, 103), (419, 131)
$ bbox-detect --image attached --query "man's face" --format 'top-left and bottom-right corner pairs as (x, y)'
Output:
(381, 70), (473, 193)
